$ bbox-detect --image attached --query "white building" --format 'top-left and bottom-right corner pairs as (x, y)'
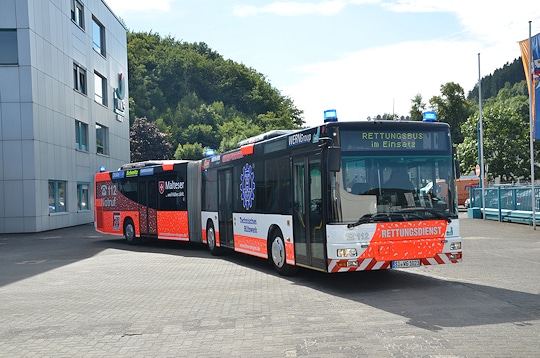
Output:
(0, 0), (130, 233)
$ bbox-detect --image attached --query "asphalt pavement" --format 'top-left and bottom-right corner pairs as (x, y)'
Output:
(0, 213), (539, 357)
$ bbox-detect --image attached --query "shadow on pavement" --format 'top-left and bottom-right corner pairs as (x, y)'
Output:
(0, 224), (209, 287)
(216, 249), (540, 331)
(1, 223), (539, 333)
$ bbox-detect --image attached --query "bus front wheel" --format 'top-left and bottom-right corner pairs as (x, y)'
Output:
(270, 231), (296, 276)
(124, 219), (139, 245)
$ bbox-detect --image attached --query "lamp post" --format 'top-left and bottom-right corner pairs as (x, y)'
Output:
(478, 53), (486, 220)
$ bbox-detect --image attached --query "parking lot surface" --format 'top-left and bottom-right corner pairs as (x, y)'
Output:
(0, 214), (539, 357)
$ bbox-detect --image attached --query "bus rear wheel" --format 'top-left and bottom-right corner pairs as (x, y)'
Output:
(270, 230), (297, 276)
(124, 219), (139, 245)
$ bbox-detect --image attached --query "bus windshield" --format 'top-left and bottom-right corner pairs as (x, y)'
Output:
(334, 154), (457, 224)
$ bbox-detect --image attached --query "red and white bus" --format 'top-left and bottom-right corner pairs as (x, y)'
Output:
(95, 118), (462, 275)
(94, 160), (202, 244)
(200, 119), (462, 274)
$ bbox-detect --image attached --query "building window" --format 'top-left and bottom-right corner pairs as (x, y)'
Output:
(73, 63), (87, 95)
(96, 123), (109, 155)
(0, 29), (18, 65)
(94, 72), (107, 106)
(92, 17), (106, 56)
(77, 183), (90, 211)
(71, 0), (85, 29)
(75, 120), (88, 151)
(49, 180), (67, 213)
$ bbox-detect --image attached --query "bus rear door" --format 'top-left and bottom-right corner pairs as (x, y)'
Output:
(138, 177), (158, 236)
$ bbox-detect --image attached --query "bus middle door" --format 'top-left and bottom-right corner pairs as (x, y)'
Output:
(218, 169), (234, 248)
(292, 154), (326, 270)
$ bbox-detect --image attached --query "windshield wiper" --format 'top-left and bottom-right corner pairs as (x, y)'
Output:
(394, 208), (452, 223)
(347, 208), (451, 229)
(347, 212), (424, 228)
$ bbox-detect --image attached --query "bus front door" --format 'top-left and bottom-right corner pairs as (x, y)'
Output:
(218, 169), (234, 248)
(138, 178), (158, 236)
(292, 155), (326, 270)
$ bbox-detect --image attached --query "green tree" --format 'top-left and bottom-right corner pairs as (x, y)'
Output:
(369, 113), (400, 120)
(458, 84), (540, 182)
(174, 142), (204, 160)
(429, 82), (473, 144)
(130, 117), (173, 162)
(468, 58), (525, 102)
(126, 32), (167, 125)
(217, 117), (263, 152)
(410, 93), (426, 121)
(126, 31), (304, 155)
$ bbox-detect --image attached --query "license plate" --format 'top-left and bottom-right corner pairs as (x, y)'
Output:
(392, 259), (421, 268)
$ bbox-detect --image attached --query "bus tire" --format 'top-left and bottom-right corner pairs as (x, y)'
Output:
(207, 222), (223, 256)
(124, 219), (139, 245)
(270, 230), (297, 276)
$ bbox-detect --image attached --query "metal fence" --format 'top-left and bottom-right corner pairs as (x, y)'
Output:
(469, 186), (540, 224)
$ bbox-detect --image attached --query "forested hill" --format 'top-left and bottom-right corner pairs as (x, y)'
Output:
(127, 31), (304, 156)
(467, 57), (525, 102)
(126, 31), (527, 163)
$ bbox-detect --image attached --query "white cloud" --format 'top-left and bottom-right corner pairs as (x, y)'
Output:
(382, 0), (450, 13)
(285, 39), (485, 127)
(233, 0), (376, 17)
(384, 0), (539, 45)
(104, 0), (173, 12)
(105, 0), (540, 129)
(280, 1), (540, 127)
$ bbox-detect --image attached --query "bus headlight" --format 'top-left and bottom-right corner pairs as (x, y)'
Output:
(337, 248), (358, 257)
(450, 242), (461, 250)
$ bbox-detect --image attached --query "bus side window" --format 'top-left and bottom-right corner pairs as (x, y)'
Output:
(117, 179), (137, 202)
(279, 180), (291, 214)
(264, 156), (290, 214)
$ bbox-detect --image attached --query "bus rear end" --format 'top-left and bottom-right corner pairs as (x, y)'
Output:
(94, 160), (202, 244)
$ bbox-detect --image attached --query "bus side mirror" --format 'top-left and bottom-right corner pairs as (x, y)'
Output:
(328, 147), (341, 172)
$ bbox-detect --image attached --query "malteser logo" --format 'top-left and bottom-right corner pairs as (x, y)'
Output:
(158, 181), (165, 195)
(159, 180), (184, 195)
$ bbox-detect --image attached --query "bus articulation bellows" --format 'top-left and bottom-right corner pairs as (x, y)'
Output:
(95, 120), (462, 275)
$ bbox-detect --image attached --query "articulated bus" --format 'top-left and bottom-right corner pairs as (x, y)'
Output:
(200, 120), (462, 274)
(94, 160), (202, 245)
(95, 119), (462, 275)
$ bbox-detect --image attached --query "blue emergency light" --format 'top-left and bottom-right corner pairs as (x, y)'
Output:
(324, 109), (338, 122)
(205, 149), (215, 157)
(423, 111), (437, 122)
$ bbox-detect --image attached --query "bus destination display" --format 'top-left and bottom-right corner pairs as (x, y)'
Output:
(342, 130), (448, 151)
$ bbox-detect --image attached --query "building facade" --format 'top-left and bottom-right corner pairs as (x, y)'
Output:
(0, 0), (130, 233)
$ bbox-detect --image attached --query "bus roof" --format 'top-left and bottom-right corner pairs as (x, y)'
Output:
(237, 129), (298, 147)
(119, 160), (192, 170)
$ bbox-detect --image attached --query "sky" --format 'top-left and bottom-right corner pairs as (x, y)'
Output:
(104, 0), (540, 128)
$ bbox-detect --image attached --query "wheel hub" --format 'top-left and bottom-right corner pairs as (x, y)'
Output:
(271, 238), (285, 268)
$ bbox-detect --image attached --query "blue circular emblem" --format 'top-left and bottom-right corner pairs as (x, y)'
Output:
(240, 163), (255, 210)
